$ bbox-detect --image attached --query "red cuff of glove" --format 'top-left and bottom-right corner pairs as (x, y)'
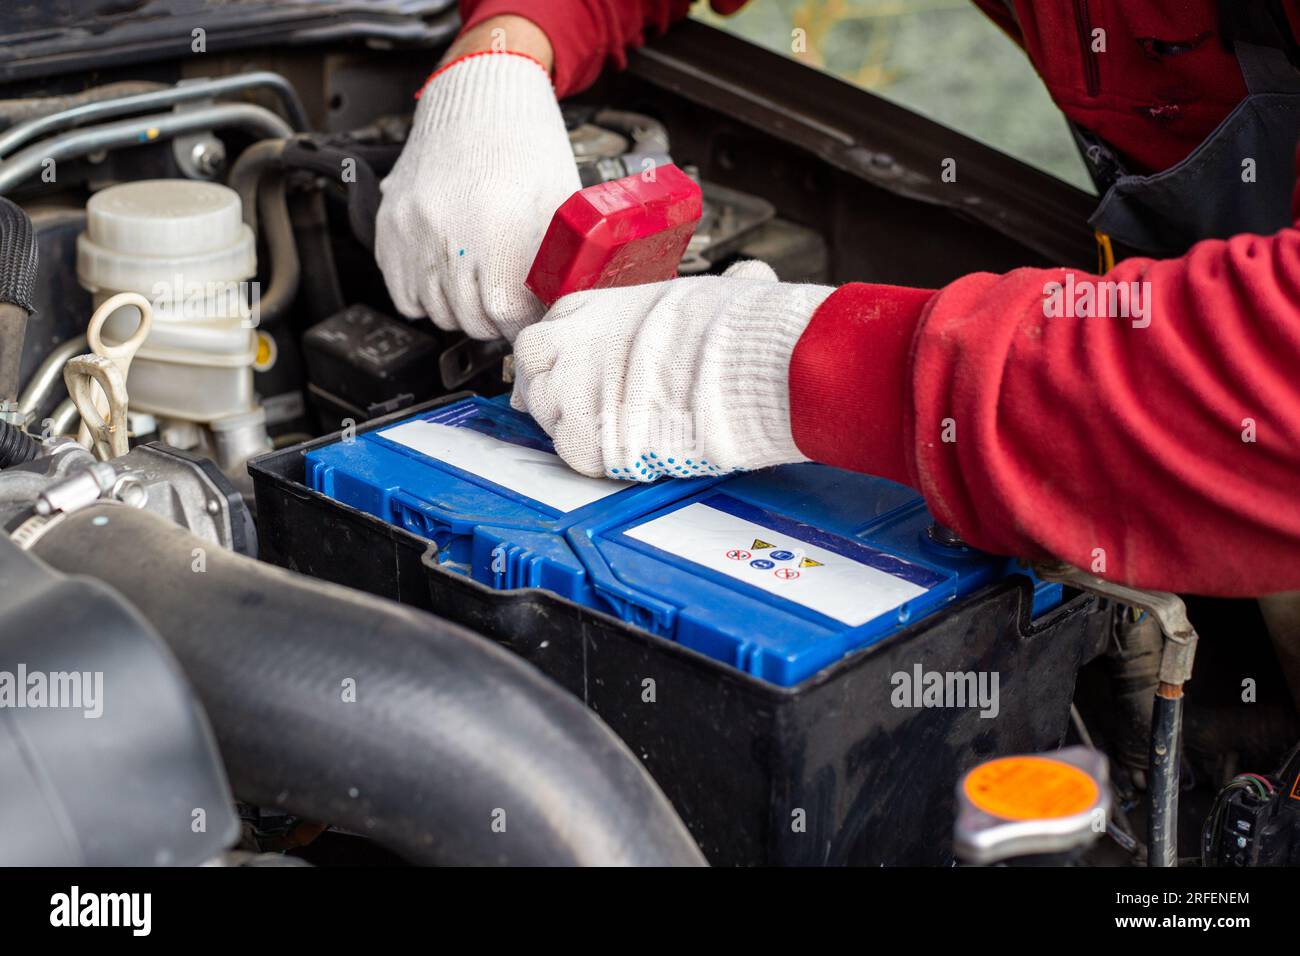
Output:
(788, 282), (936, 486)
(416, 49), (551, 99)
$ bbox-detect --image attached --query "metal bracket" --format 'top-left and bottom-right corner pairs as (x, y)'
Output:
(1034, 561), (1198, 687)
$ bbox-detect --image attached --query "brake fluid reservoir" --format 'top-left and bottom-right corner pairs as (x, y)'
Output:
(76, 179), (258, 423)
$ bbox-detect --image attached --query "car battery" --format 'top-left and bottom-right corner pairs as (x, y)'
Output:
(251, 395), (1110, 865)
(303, 396), (719, 583)
(303, 396), (1061, 687)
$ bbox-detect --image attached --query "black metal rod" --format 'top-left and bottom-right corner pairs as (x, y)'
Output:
(1148, 689), (1183, 867)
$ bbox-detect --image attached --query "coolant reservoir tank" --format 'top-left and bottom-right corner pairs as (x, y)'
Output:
(76, 180), (259, 423)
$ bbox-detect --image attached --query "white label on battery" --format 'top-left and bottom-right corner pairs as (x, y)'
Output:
(623, 501), (928, 626)
(379, 419), (626, 513)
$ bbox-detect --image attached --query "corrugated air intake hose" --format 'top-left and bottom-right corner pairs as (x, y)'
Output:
(0, 193), (38, 422)
(31, 503), (707, 867)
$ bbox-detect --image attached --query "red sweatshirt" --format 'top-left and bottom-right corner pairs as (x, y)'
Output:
(460, 0), (1300, 595)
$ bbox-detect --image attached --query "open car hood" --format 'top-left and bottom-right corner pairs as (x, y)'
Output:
(0, 0), (457, 82)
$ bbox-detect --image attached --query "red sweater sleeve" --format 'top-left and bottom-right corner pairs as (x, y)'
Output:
(790, 223), (1300, 597)
(459, 0), (749, 97)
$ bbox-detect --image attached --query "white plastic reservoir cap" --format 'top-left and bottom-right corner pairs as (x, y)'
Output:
(85, 179), (244, 257)
(75, 179), (260, 423)
(78, 179), (255, 295)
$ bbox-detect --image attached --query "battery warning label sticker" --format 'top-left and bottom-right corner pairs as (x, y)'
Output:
(378, 419), (626, 513)
(623, 495), (943, 627)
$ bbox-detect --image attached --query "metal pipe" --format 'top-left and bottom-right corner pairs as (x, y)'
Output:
(0, 72), (307, 160)
(0, 82), (166, 126)
(253, 174), (300, 325)
(1148, 687), (1183, 867)
(227, 138), (284, 234)
(227, 140), (300, 324)
(18, 334), (85, 422)
(49, 398), (78, 437)
(0, 103), (294, 194)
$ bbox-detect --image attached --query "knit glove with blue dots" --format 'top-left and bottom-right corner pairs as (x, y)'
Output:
(510, 261), (837, 481)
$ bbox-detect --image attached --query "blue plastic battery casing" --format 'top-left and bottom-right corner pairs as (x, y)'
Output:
(306, 397), (1061, 686)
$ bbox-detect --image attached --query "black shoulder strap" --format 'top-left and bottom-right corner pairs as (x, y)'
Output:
(1218, 0), (1300, 67)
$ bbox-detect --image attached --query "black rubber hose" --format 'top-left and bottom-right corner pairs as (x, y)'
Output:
(32, 504), (706, 867)
(279, 136), (380, 252)
(1105, 608), (1162, 787)
(0, 195), (37, 404)
(0, 195), (36, 313)
(0, 419), (39, 467)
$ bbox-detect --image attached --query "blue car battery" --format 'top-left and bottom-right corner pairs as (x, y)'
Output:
(304, 396), (721, 573)
(306, 396), (1061, 687)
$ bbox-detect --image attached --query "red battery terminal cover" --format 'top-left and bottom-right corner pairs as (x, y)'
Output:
(526, 163), (704, 307)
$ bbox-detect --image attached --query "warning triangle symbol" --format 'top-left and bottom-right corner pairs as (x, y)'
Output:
(799, 557), (823, 568)
(751, 539), (774, 550)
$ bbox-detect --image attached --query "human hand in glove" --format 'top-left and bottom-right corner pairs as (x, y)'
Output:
(375, 28), (579, 341)
(511, 262), (837, 480)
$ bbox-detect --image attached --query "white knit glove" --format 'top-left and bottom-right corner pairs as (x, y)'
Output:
(511, 261), (836, 480)
(375, 53), (581, 341)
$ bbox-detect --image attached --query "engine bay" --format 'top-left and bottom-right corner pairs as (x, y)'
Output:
(0, 7), (1297, 876)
